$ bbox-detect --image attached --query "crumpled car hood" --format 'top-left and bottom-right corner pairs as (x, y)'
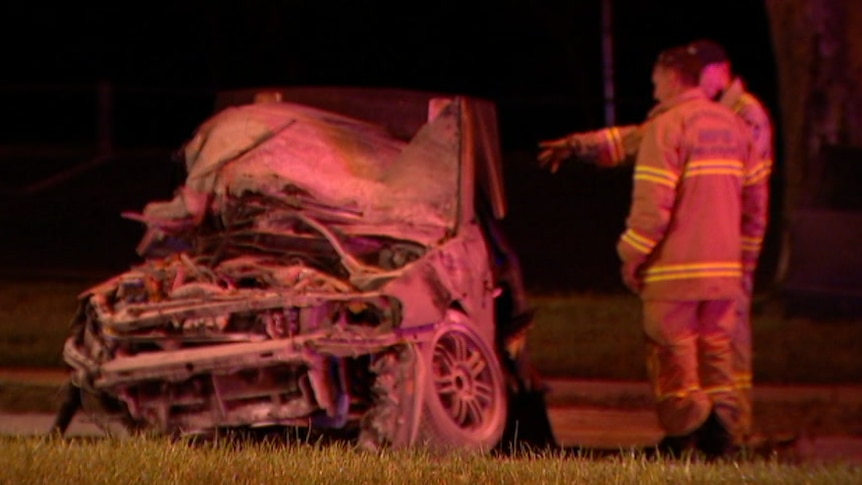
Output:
(138, 100), (461, 247)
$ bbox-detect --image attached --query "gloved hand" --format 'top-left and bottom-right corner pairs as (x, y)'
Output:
(538, 135), (582, 174)
(621, 261), (642, 294)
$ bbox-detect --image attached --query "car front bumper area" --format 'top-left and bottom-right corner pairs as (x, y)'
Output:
(63, 325), (435, 434)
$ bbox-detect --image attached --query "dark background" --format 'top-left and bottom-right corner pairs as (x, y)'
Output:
(0, 1), (780, 292)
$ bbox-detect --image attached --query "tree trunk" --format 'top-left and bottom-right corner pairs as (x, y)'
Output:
(764, 0), (862, 215)
(765, 0), (862, 293)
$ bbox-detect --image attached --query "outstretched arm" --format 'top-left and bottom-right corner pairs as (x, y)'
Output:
(538, 124), (644, 173)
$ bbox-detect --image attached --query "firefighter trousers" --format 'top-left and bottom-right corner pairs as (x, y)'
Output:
(734, 291), (753, 440)
(643, 299), (743, 440)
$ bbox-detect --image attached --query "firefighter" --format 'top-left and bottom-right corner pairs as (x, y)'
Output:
(538, 39), (773, 445)
(615, 46), (768, 458)
(687, 39), (772, 445)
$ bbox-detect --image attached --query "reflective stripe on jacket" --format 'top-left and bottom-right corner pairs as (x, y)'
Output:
(719, 78), (772, 271)
(617, 88), (768, 300)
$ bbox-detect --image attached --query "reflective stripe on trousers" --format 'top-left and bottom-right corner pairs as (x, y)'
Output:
(643, 299), (743, 439)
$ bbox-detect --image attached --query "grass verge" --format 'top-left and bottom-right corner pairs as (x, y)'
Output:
(0, 279), (84, 368)
(0, 382), (66, 414)
(1, 437), (860, 485)
(526, 292), (862, 384)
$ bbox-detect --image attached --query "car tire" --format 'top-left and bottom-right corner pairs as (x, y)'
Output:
(413, 313), (507, 452)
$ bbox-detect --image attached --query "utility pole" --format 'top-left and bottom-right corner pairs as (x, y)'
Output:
(602, 0), (616, 126)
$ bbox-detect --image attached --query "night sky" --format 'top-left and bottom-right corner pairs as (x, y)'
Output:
(0, 1), (781, 290)
(1, 1), (778, 142)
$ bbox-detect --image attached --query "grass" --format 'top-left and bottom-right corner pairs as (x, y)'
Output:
(526, 292), (862, 384)
(0, 382), (66, 413)
(2, 279), (862, 384)
(0, 436), (860, 485)
(0, 279), (84, 368)
(527, 293), (645, 380)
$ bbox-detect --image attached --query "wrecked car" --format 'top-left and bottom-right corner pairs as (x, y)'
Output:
(60, 88), (517, 451)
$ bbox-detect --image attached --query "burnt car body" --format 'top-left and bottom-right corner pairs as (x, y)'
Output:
(61, 88), (516, 451)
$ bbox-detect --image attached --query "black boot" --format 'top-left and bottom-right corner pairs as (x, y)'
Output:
(694, 410), (736, 460)
(497, 388), (559, 454)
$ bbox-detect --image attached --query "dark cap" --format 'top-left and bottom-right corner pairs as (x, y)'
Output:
(687, 39), (728, 66)
(655, 45), (702, 86)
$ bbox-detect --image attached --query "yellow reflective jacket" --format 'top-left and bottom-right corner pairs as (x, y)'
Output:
(616, 89), (769, 300)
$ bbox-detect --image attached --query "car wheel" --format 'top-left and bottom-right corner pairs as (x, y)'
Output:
(414, 313), (507, 452)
